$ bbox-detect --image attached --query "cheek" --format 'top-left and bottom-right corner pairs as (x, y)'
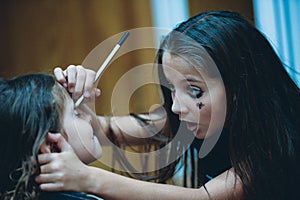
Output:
(199, 90), (226, 137)
(64, 120), (93, 148)
(64, 120), (100, 163)
(196, 94), (211, 123)
(198, 101), (211, 124)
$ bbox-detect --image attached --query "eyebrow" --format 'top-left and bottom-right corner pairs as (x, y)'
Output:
(182, 76), (204, 84)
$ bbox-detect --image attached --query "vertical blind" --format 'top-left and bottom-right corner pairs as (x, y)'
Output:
(253, 0), (300, 86)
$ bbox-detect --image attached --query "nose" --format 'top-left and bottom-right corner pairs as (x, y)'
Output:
(171, 94), (188, 116)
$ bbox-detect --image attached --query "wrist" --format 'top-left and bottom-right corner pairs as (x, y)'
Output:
(82, 166), (105, 195)
(77, 165), (94, 193)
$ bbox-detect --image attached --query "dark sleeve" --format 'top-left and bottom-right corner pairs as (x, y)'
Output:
(39, 191), (103, 200)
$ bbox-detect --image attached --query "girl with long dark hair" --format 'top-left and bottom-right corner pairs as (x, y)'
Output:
(0, 74), (102, 199)
(36, 11), (299, 199)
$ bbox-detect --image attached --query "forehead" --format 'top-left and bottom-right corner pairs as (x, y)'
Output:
(162, 52), (204, 80)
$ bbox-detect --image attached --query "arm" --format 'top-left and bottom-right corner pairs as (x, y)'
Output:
(37, 134), (243, 200)
(96, 110), (166, 146)
(55, 65), (167, 146)
(84, 166), (242, 200)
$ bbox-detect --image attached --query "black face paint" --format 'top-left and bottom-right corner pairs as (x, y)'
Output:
(196, 102), (204, 110)
(196, 91), (203, 99)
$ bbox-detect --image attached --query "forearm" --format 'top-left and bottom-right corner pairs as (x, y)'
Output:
(84, 166), (204, 200)
(97, 113), (166, 146)
(82, 167), (242, 200)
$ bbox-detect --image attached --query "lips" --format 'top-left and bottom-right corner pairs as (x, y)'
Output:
(185, 121), (199, 132)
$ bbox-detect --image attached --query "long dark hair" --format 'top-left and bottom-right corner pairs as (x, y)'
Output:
(0, 74), (66, 199)
(157, 11), (300, 199)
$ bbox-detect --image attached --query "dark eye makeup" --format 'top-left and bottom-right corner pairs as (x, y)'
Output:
(187, 85), (203, 98)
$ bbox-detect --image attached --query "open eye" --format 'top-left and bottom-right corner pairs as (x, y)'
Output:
(187, 85), (203, 98)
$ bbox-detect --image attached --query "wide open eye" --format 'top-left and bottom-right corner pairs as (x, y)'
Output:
(187, 85), (203, 98)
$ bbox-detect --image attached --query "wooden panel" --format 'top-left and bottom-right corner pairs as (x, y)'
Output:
(0, 0), (160, 115)
(188, 0), (254, 22)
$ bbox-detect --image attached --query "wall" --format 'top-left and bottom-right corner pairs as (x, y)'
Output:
(0, 0), (158, 115)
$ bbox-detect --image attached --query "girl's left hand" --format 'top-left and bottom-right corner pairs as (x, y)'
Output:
(36, 133), (90, 192)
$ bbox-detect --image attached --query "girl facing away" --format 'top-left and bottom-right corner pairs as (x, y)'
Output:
(0, 73), (103, 199)
(35, 11), (300, 199)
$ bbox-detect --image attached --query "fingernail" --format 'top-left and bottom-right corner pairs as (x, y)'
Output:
(63, 83), (68, 88)
(69, 87), (74, 93)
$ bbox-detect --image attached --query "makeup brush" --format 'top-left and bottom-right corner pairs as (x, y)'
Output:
(74, 31), (130, 108)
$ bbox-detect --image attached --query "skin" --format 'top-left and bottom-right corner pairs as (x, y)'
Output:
(62, 95), (102, 164)
(38, 133), (242, 200)
(40, 92), (102, 164)
(162, 53), (226, 139)
(36, 65), (243, 199)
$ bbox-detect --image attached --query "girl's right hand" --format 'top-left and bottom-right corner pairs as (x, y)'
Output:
(36, 133), (90, 192)
(54, 65), (101, 102)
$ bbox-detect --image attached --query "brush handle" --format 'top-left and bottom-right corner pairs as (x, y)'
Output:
(74, 31), (129, 108)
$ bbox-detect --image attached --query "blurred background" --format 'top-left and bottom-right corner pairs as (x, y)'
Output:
(0, 0), (254, 115)
(1, 0), (299, 115)
(1, 0), (299, 173)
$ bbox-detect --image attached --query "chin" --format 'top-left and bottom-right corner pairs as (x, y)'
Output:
(87, 146), (103, 164)
(82, 152), (101, 164)
(79, 145), (103, 164)
(194, 129), (207, 139)
(195, 134), (205, 139)
(93, 137), (103, 159)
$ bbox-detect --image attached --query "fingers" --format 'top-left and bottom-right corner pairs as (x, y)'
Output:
(65, 65), (77, 93)
(72, 66), (85, 98)
(38, 151), (64, 166)
(45, 132), (62, 143)
(38, 182), (65, 191)
(83, 69), (96, 98)
(54, 65), (99, 101)
(39, 156), (62, 174)
(38, 153), (53, 165)
(39, 141), (51, 154)
(54, 67), (67, 88)
(35, 172), (65, 191)
(46, 133), (72, 152)
(36, 171), (61, 182)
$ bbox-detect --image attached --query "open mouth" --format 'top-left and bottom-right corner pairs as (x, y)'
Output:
(185, 121), (199, 132)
